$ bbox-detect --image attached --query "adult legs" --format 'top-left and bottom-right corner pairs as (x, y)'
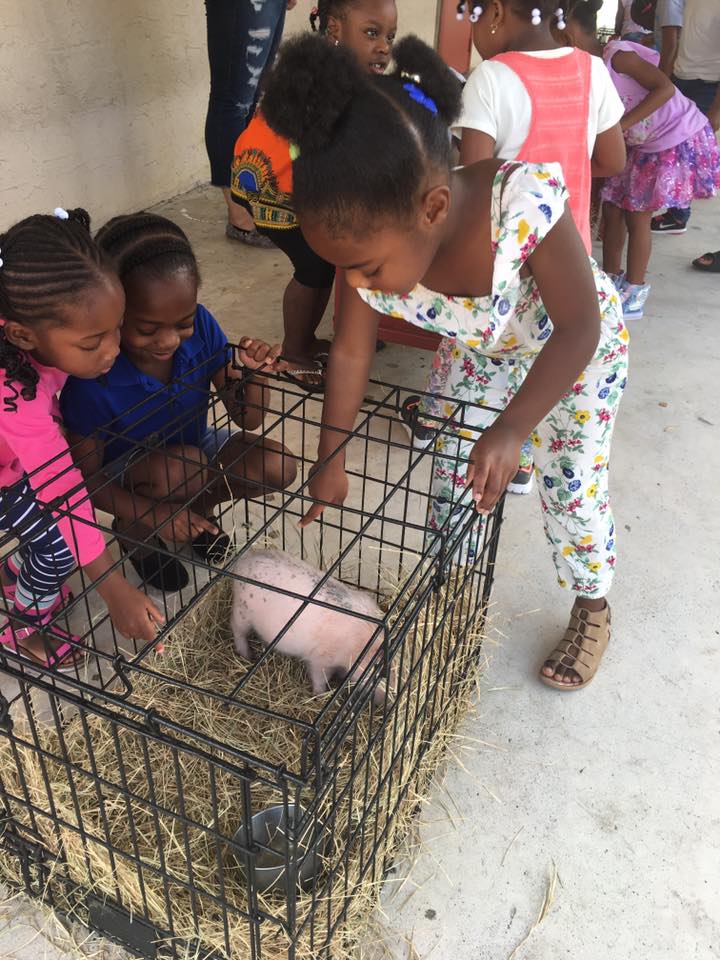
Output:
(204, 0), (287, 231)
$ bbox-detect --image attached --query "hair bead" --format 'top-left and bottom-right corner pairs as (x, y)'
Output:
(54, 207), (69, 220)
(530, 7), (542, 24)
(456, 1), (466, 19)
(469, 4), (483, 21)
(555, 6), (566, 28)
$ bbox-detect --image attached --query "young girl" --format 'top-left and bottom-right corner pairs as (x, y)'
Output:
(567, 5), (720, 319)
(262, 34), (629, 690)
(0, 209), (164, 669)
(405, 0), (625, 494)
(60, 213), (296, 594)
(230, 0), (398, 391)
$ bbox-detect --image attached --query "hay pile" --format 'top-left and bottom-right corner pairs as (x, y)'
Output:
(0, 566), (487, 959)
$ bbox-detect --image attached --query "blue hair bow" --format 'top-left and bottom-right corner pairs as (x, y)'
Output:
(403, 82), (438, 115)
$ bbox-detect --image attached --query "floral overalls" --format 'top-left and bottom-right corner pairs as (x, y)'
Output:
(359, 162), (629, 598)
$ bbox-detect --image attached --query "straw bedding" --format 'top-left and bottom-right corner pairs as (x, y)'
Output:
(0, 566), (487, 959)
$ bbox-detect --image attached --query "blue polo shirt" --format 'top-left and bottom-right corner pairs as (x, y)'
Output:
(60, 304), (229, 466)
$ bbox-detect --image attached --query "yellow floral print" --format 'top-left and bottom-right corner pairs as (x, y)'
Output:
(574, 410), (591, 424)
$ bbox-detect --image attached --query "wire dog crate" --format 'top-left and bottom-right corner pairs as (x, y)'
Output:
(0, 345), (504, 959)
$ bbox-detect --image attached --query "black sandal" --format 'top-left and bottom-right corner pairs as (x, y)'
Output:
(112, 520), (189, 592)
(691, 251), (720, 273)
(191, 518), (232, 565)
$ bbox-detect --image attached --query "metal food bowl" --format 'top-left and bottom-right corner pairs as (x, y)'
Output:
(230, 804), (328, 894)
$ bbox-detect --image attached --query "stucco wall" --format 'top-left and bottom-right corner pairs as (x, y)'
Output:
(0, 0), (439, 230)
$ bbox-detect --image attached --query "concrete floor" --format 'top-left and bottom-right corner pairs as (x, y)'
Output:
(1, 186), (719, 960)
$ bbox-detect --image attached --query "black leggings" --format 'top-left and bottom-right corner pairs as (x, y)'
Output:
(258, 225), (336, 290)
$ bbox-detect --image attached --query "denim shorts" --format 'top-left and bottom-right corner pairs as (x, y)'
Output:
(104, 426), (235, 485)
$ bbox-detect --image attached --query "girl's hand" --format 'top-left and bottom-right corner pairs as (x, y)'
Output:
(299, 460), (349, 526)
(105, 579), (165, 644)
(155, 503), (218, 544)
(465, 422), (524, 515)
(238, 337), (284, 373)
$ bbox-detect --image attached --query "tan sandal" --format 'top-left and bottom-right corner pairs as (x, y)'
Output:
(539, 600), (611, 691)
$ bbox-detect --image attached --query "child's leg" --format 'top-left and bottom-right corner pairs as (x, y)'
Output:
(428, 351), (515, 539)
(624, 210), (653, 284)
(120, 445), (211, 544)
(601, 202), (627, 276)
(264, 225), (335, 387)
(416, 337), (460, 425)
(533, 352), (628, 684)
(0, 482), (80, 665)
(282, 280), (332, 361)
(209, 432), (296, 501)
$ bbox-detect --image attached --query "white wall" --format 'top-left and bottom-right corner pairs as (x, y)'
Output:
(0, 1), (211, 226)
(0, 0), (440, 230)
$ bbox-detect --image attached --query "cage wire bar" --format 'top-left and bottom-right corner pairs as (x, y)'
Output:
(0, 344), (505, 959)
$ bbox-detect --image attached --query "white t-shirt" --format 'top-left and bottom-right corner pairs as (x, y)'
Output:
(457, 49), (624, 160)
(675, 0), (720, 82)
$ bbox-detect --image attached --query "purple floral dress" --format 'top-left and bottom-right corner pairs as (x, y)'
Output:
(359, 162), (629, 597)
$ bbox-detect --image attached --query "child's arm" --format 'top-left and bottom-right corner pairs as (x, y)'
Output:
(591, 125), (627, 177)
(466, 205), (602, 513)
(457, 65), (498, 168)
(68, 432), (219, 543)
(212, 337), (283, 432)
(611, 49), (676, 129)
(300, 281), (379, 527)
(84, 550), (165, 643)
(459, 130), (496, 166)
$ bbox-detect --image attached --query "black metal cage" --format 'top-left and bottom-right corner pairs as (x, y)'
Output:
(0, 345), (503, 959)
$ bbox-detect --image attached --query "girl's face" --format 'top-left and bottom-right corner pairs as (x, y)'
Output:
(121, 268), (198, 367)
(302, 187), (450, 296)
(7, 275), (124, 379)
(328, 0), (397, 74)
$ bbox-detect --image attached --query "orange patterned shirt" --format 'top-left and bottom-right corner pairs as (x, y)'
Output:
(231, 113), (296, 230)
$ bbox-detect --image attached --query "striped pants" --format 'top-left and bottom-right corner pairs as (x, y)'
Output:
(0, 479), (75, 623)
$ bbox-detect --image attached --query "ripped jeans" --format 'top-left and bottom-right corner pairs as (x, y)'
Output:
(204, 0), (287, 187)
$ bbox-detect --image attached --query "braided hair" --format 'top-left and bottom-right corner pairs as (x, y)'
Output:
(95, 212), (200, 287)
(0, 208), (112, 404)
(262, 34), (463, 233)
(310, 0), (360, 33)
